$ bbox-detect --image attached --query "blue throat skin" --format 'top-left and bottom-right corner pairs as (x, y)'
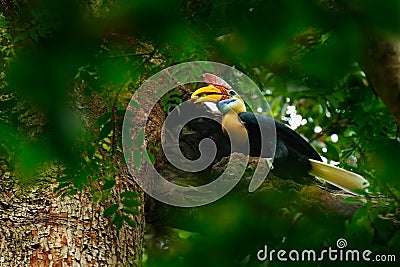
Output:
(217, 98), (238, 113)
(217, 97), (247, 114)
(217, 98), (249, 147)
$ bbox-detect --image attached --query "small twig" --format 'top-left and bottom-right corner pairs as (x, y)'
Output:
(104, 52), (155, 59)
(142, 48), (157, 65)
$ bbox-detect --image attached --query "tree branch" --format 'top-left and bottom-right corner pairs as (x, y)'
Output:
(361, 36), (400, 126)
(146, 154), (363, 233)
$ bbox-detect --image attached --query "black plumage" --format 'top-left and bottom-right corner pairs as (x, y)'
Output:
(179, 102), (321, 182)
(188, 75), (368, 192)
(238, 112), (321, 181)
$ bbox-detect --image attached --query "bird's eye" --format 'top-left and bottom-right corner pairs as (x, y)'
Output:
(229, 90), (236, 96)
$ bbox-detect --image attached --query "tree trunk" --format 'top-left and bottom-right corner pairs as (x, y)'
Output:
(361, 36), (400, 126)
(0, 162), (144, 267)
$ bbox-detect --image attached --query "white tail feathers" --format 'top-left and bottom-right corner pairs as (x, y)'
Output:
(309, 159), (370, 194)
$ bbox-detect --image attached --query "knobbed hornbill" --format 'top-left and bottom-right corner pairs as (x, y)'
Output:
(191, 74), (369, 193)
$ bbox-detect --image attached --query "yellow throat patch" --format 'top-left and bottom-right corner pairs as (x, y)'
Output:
(222, 110), (248, 146)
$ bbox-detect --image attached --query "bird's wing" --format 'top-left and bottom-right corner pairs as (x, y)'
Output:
(274, 119), (321, 161)
(239, 112), (322, 161)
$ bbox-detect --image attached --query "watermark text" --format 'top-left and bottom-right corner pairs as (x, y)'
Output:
(257, 238), (396, 263)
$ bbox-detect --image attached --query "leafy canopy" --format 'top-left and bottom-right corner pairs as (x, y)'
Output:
(1, 0), (400, 265)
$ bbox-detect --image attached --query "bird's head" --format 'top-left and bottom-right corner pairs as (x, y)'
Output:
(190, 73), (247, 113)
(190, 73), (243, 103)
(190, 85), (241, 103)
(216, 98), (246, 114)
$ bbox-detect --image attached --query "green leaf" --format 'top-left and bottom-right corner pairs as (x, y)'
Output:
(99, 121), (113, 140)
(87, 144), (95, 159)
(88, 174), (101, 183)
(92, 192), (101, 203)
(122, 199), (141, 207)
(56, 175), (73, 183)
(98, 58), (130, 85)
(73, 173), (87, 191)
(176, 229), (193, 239)
(124, 108), (136, 119)
(136, 129), (145, 148)
(122, 215), (137, 228)
(325, 142), (340, 161)
(121, 191), (140, 199)
(102, 179), (116, 190)
(28, 28), (38, 41)
(104, 204), (119, 218)
(96, 112), (112, 126)
(171, 96), (183, 103)
(134, 149), (142, 169)
(101, 142), (111, 151)
(68, 188), (76, 196)
(130, 99), (140, 109)
(124, 119), (136, 129)
(116, 109), (126, 117)
(146, 150), (156, 165)
(122, 207), (140, 215)
(111, 212), (123, 230)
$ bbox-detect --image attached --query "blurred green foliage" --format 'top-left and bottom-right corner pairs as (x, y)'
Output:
(1, 0), (400, 265)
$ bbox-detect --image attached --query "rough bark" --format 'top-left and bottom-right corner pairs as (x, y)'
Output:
(0, 96), (146, 266)
(0, 87), (169, 266)
(0, 71), (149, 267)
(0, 167), (144, 266)
(361, 36), (400, 126)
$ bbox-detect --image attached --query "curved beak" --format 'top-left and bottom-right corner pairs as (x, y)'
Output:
(190, 85), (231, 103)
